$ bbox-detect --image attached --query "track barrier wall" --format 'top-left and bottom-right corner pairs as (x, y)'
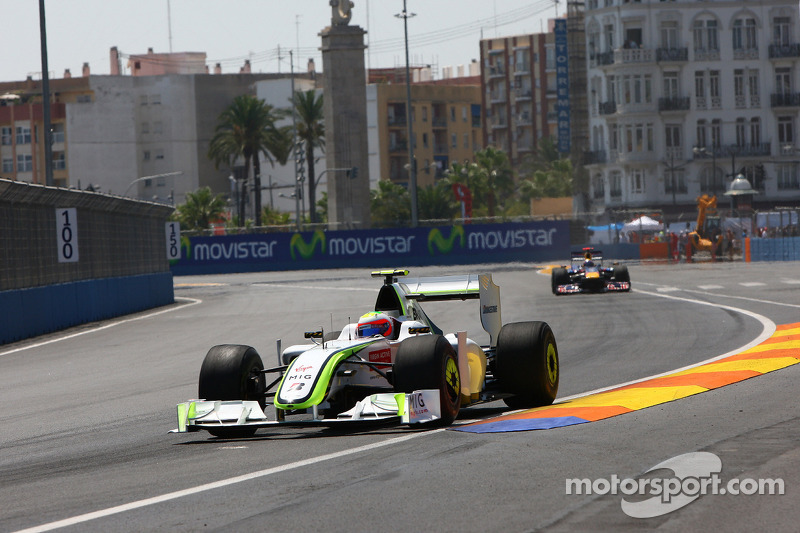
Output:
(169, 220), (571, 275)
(0, 179), (175, 345)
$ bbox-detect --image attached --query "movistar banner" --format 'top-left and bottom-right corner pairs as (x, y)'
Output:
(170, 221), (569, 275)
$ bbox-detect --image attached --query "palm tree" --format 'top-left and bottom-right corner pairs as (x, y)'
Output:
(418, 181), (458, 221)
(208, 94), (286, 227)
(173, 187), (228, 231)
(292, 90), (325, 224)
(370, 180), (410, 227)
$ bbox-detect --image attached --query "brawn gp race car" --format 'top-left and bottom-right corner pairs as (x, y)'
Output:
(173, 269), (559, 437)
(551, 248), (631, 295)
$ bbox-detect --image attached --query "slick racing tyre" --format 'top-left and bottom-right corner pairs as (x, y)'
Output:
(198, 344), (266, 437)
(393, 334), (461, 426)
(614, 265), (631, 285)
(551, 267), (569, 294)
(495, 321), (559, 409)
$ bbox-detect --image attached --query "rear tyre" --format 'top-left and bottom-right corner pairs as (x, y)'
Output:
(393, 335), (460, 426)
(198, 344), (266, 437)
(614, 265), (630, 284)
(495, 322), (559, 409)
(551, 267), (569, 295)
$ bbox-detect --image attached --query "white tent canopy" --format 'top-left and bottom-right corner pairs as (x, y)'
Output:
(623, 215), (663, 232)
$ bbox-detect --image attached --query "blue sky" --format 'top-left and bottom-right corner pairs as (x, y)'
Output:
(3, 0), (562, 82)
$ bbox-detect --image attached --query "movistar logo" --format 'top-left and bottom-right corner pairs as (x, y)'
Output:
(291, 230), (326, 260)
(427, 226), (465, 255)
(169, 235), (192, 265)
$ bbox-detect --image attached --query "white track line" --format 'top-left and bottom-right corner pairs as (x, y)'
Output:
(0, 297), (201, 357)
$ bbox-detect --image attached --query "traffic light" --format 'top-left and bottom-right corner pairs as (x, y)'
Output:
(350, 166), (358, 179)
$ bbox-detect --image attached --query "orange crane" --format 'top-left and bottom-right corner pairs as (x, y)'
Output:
(688, 194), (723, 253)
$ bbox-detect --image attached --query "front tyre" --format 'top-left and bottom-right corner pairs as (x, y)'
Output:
(614, 265), (631, 285)
(551, 267), (569, 295)
(495, 322), (559, 409)
(198, 344), (266, 437)
(393, 335), (460, 426)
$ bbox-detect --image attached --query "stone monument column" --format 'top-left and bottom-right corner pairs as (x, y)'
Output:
(319, 0), (371, 229)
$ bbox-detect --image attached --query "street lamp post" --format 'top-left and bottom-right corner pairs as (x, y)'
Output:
(396, 0), (418, 227)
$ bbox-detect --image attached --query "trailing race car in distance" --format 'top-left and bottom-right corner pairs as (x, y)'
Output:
(173, 269), (560, 437)
(551, 248), (631, 295)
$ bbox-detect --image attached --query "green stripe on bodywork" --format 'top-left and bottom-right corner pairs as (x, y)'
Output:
(274, 339), (382, 410)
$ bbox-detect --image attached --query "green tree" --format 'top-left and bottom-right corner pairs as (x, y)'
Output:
(443, 147), (514, 217)
(261, 205), (292, 226)
(208, 94), (287, 227)
(519, 158), (573, 199)
(371, 180), (410, 227)
(417, 181), (458, 221)
(293, 89), (325, 224)
(173, 187), (227, 231)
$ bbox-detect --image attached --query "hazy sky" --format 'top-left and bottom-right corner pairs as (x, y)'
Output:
(3, 0), (562, 83)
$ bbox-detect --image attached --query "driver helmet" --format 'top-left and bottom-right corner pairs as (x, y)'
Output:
(356, 312), (399, 339)
(584, 251), (594, 267)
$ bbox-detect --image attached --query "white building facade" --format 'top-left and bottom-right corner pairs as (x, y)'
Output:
(583, 0), (800, 212)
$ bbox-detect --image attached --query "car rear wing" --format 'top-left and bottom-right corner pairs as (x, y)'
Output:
(399, 274), (502, 348)
(571, 249), (603, 263)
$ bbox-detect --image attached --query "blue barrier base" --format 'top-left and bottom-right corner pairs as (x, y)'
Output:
(0, 272), (174, 346)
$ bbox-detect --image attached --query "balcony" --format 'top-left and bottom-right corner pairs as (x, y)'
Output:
(769, 43), (800, 59)
(656, 47), (688, 62)
(583, 150), (607, 165)
(595, 51), (614, 67)
(693, 48), (720, 62)
(658, 96), (690, 112)
(387, 116), (407, 127)
(733, 47), (759, 60)
(726, 143), (771, 157)
(598, 101), (617, 115)
(515, 88), (532, 101)
(488, 66), (506, 78)
(431, 117), (447, 128)
(389, 141), (408, 153)
(614, 47), (654, 65)
(771, 93), (800, 108)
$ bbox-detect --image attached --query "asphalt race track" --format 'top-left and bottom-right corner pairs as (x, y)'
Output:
(1, 261), (798, 532)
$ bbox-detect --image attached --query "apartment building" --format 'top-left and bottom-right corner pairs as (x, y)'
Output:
(480, 30), (561, 166)
(584, 0), (800, 213)
(366, 81), (482, 189)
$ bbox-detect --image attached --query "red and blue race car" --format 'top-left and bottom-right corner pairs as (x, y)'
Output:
(551, 248), (631, 295)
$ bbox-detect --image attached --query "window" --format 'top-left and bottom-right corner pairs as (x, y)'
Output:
(592, 175), (605, 199)
(605, 24), (615, 51)
(451, 133), (457, 148)
(734, 70), (746, 107)
(141, 122), (149, 134)
(693, 19), (719, 53)
(2, 157), (13, 173)
(450, 106), (456, 122)
(143, 150), (151, 161)
(53, 152), (66, 170)
(696, 119), (707, 148)
(150, 94), (161, 105)
(462, 107), (468, 122)
(610, 171), (622, 197)
(750, 117), (761, 146)
(661, 21), (679, 49)
(695, 71), (706, 107)
(777, 164), (799, 189)
(422, 132), (429, 148)
(773, 16), (791, 46)
(665, 124), (682, 149)
(709, 71), (721, 108)
(735, 118), (747, 147)
(422, 106), (427, 122)
(155, 149), (165, 160)
(776, 67), (792, 94)
(630, 169), (645, 194)
(1, 126), (11, 145)
(778, 116), (794, 145)
(140, 95), (148, 106)
(153, 121), (163, 134)
(464, 133), (469, 149)
(16, 154), (32, 172)
(711, 119), (722, 148)
(15, 126), (31, 144)
(733, 18), (758, 52)
(663, 72), (679, 98)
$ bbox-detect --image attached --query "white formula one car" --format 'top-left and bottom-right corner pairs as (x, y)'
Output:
(173, 269), (559, 437)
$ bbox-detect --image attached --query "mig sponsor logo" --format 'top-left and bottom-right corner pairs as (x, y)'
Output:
(566, 452), (785, 518)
